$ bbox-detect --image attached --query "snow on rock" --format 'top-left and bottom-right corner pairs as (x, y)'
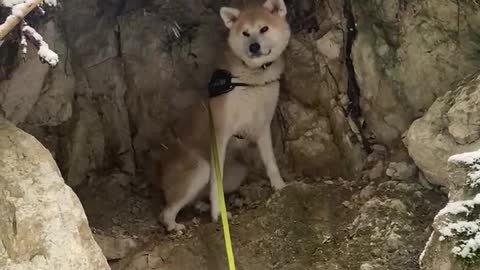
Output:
(437, 194), (480, 217)
(452, 234), (480, 259)
(449, 150), (480, 164)
(420, 149), (480, 269)
(439, 221), (480, 238)
(449, 149), (480, 189)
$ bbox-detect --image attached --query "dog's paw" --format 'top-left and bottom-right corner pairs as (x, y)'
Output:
(212, 211), (233, 224)
(211, 207), (233, 223)
(211, 206), (220, 223)
(271, 178), (287, 191)
(166, 222), (186, 232)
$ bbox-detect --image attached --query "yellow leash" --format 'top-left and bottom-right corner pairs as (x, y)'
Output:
(208, 104), (237, 270)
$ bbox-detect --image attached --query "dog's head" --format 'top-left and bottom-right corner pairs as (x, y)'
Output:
(220, 0), (291, 69)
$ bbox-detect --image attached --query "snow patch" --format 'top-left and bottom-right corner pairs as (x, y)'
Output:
(436, 194), (480, 218)
(449, 149), (480, 189)
(452, 234), (480, 259)
(433, 150), (480, 261)
(1, 0), (57, 7)
(1, 0), (26, 8)
(449, 149), (480, 164)
(439, 221), (480, 238)
(437, 206), (480, 259)
(11, 2), (28, 17)
(22, 25), (58, 67)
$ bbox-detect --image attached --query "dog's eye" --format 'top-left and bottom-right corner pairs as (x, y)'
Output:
(242, 31), (250, 37)
(260, 26), (269, 34)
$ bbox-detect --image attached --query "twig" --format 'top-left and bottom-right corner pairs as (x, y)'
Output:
(20, 20), (27, 60)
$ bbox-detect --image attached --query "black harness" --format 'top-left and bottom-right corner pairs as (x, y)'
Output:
(207, 62), (278, 140)
(207, 62), (278, 98)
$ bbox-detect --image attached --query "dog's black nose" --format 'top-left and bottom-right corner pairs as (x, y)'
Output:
(249, 42), (261, 54)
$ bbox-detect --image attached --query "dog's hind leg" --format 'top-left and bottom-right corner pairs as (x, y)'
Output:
(161, 157), (210, 232)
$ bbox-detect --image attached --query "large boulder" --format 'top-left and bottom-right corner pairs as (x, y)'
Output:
(0, 118), (110, 270)
(420, 149), (480, 270)
(352, 0), (480, 148)
(404, 72), (480, 187)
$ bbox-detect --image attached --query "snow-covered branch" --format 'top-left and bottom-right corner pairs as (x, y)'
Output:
(22, 23), (58, 66)
(0, 0), (58, 67)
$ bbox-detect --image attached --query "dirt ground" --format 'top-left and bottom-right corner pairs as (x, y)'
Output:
(76, 170), (446, 270)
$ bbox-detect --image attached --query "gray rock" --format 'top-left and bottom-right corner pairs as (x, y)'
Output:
(93, 234), (138, 260)
(405, 72), (480, 187)
(420, 150), (480, 270)
(352, 0), (479, 148)
(0, 118), (109, 270)
(360, 263), (375, 270)
(369, 161), (385, 180)
(316, 29), (344, 60)
(386, 162), (417, 180)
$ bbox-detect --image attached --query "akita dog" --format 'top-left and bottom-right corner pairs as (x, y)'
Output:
(156, 0), (291, 232)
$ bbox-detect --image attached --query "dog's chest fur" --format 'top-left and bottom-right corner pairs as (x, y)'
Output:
(218, 58), (284, 140)
(224, 82), (279, 140)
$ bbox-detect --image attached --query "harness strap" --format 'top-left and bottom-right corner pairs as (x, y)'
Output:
(208, 69), (280, 98)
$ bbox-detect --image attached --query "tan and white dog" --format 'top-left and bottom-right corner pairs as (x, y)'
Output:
(156, 0), (291, 232)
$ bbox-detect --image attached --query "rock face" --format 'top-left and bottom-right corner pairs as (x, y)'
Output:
(420, 149), (480, 270)
(0, 118), (110, 270)
(405, 72), (480, 187)
(1, 0), (479, 187)
(0, 0), (359, 187)
(352, 0), (480, 148)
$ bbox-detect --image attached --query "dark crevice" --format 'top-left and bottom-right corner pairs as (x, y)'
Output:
(114, 0), (128, 59)
(343, 0), (372, 153)
(115, 24), (122, 58)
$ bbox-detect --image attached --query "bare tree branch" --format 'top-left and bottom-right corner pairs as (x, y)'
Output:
(0, 0), (59, 67)
(0, 0), (44, 40)
(22, 22), (58, 66)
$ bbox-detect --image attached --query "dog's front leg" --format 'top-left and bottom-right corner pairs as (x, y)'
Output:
(257, 128), (286, 191)
(209, 133), (229, 222)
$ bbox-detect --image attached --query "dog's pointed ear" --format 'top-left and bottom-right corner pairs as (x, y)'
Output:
(263, 0), (287, 17)
(220, 7), (240, 29)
